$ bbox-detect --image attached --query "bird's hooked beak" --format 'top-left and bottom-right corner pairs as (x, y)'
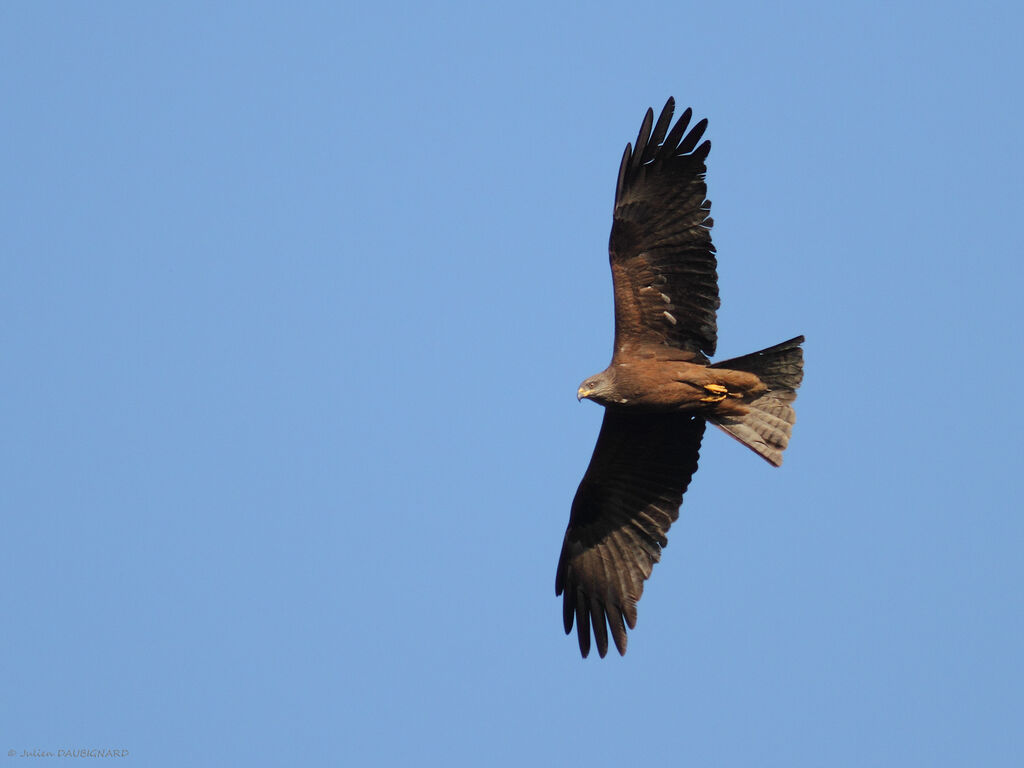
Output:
(577, 386), (592, 402)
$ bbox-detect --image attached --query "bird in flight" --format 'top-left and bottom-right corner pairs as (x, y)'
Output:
(556, 98), (804, 658)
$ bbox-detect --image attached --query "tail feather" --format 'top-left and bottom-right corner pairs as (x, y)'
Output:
(710, 335), (804, 466)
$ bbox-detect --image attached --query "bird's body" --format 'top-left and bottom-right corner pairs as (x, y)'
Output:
(557, 99), (805, 658)
(579, 348), (767, 412)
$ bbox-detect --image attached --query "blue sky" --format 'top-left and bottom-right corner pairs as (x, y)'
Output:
(3, 2), (1022, 765)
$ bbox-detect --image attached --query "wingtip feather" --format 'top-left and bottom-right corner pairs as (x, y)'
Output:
(615, 142), (632, 202)
(630, 108), (655, 173)
(575, 593), (591, 657)
(591, 598), (610, 658)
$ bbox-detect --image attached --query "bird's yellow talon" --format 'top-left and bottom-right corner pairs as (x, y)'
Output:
(700, 383), (728, 403)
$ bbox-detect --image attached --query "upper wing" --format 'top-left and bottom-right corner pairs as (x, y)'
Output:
(555, 409), (706, 657)
(609, 98), (720, 362)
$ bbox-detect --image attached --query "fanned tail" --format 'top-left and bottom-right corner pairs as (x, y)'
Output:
(709, 335), (804, 466)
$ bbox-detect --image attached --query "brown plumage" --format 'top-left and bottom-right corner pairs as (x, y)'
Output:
(556, 99), (805, 658)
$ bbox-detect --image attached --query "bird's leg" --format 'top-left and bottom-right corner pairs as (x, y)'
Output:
(700, 383), (728, 403)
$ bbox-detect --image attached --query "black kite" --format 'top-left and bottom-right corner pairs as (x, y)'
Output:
(556, 99), (805, 658)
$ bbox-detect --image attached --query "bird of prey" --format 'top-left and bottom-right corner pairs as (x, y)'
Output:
(556, 99), (804, 658)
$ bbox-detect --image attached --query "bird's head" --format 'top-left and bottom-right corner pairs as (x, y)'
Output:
(577, 372), (615, 404)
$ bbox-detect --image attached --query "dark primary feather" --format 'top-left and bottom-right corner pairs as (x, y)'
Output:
(609, 98), (719, 361)
(556, 411), (706, 657)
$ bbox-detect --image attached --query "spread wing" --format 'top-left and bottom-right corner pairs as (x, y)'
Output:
(609, 98), (719, 362)
(556, 410), (706, 657)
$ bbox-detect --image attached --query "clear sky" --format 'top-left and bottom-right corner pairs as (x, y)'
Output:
(3, 2), (1022, 766)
